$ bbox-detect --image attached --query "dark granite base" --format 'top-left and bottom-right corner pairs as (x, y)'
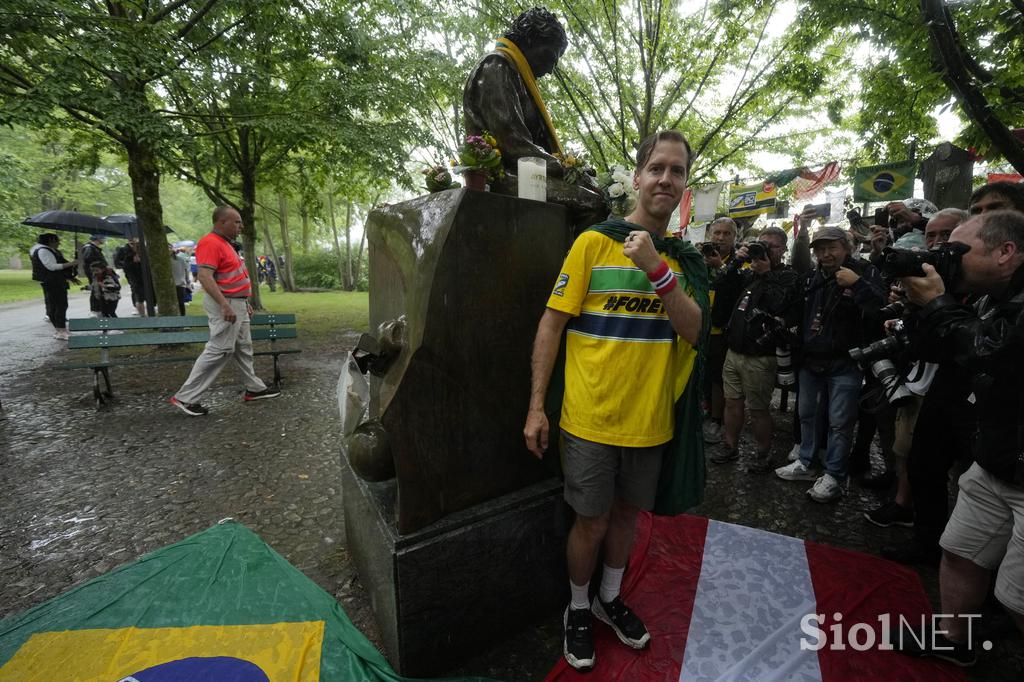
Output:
(340, 453), (570, 676)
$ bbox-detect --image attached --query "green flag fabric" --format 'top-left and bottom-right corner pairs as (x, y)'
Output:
(585, 219), (710, 514)
(853, 161), (917, 202)
(0, 521), (492, 682)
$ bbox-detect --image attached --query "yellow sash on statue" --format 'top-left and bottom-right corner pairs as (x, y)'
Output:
(493, 38), (563, 156)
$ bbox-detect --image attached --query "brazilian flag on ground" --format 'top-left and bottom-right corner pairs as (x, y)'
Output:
(853, 161), (917, 202)
(0, 522), (491, 682)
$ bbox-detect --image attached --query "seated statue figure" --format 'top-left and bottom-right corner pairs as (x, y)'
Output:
(463, 7), (606, 225)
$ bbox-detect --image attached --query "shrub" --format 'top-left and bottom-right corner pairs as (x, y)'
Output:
(291, 252), (341, 289)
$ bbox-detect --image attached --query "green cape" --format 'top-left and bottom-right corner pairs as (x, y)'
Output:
(583, 218), (711, 514)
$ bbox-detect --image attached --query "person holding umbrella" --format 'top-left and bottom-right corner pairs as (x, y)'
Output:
(82, 234), (109, 317)
(29, 233), (79, 340)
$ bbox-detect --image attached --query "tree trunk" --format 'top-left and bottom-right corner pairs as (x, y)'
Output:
(124, 138), (177, 316)
(344, 200), (354, 291)
(353, 230), (367, 290)
(259, 206), (283, 280)
(327, 193), (347, 290)
(239, 171), (263, 310)
(277, 193), (296, 291)
(300, 204), (310, 255)
(921, 0), (1024, 173)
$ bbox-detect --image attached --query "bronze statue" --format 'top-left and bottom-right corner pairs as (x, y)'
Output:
(463, 7), (605, 223)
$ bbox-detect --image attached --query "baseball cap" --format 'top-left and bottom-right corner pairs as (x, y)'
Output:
(810, 226), (849, 246)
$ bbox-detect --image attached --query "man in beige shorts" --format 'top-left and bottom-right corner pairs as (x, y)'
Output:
(898, 209), (1024, 666)
(709, 226), (798, 472)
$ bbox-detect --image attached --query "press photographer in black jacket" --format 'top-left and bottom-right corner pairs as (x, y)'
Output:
(899, 209), (1024, 663)
(708, 226), (798, 472)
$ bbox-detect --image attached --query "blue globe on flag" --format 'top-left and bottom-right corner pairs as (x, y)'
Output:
(873, 173), (896, 194)
(119, 656), (269, 682)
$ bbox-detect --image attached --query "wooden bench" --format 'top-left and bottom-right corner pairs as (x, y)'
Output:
(61, 314), (300, 407)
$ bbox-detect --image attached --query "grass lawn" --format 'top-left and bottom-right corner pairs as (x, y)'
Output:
(0, 269), (42, 305)
(186, 288), (369, 339)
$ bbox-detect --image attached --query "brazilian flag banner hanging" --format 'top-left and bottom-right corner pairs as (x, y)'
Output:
(0, 521), (492, 682)
(728, 181), (777, 218)
(853, 161), (917, 202)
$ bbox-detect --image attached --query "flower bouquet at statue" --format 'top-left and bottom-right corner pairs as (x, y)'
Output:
(422, 164), (460, 193)
(554, 150), (591, 185)
(598, 163), (637, 216)
(454, 132), (504, 191)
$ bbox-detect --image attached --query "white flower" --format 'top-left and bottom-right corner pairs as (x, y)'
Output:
(611, 167), (632, 184)
(608, 182), (625, 198)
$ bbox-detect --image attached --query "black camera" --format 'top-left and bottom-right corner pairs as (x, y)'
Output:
(730, 242), (767, 271)
(749, 307), (791, 347)
(701, 242), (719, 257)
(880, 241), (970, 284)
(849, 320), (915, 407)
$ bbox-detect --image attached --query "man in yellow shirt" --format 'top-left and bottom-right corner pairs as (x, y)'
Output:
(524, 131), (704, 672)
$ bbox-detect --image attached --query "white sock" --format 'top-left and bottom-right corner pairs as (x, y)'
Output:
(599, 564), (625, 603)
(569, 580), (590, 610)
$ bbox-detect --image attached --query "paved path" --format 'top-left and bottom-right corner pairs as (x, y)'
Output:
(0, 292), (1021, 680)
(0, 289), (91, 384)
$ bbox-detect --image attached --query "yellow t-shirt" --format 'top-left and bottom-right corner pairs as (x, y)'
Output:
(547, 231), (696, 447)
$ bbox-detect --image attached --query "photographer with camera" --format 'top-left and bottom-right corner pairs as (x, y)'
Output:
(708, 226), (798, 472)
(775, 226), (886, 502)
(895, 209), (1024, 663)
(861, 209), (971, 541)
(701, 217), (739, 445)
(865, 198), (938, 266)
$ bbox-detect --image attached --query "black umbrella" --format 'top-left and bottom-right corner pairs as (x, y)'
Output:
(103, 214), (175, 316)
(21, 210), (123, 237)
(104, 213), (176, 238)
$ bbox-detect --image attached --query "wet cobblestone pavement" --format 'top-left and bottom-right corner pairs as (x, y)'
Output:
(1, 297), (1021, 680)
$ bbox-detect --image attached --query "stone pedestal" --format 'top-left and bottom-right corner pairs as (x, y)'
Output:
(366, 190), (572, 535)
(340, 453), (569, 677)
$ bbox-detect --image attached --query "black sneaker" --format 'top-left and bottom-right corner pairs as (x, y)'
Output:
(563, 606), (595, 672)
(244, 386), (281, 401)
(881, 539), (941, 566)
(169, 396), (208, 416)
(863, 501), (914, 528)
(897, 626), (977, 667)
(592, 595), (651, 649)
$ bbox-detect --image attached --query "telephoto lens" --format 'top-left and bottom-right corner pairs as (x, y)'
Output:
(868, 359), (914, 407)
(775, 347), (796, 387)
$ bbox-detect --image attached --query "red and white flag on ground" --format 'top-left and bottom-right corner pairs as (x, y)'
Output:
(793, 162), (841, 201)
(545, 513), (965, 682)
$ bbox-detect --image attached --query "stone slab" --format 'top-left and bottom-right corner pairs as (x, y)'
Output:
(341, 450), (569, 677)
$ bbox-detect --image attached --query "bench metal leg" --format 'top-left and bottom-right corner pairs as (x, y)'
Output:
(272, 353), (282, 387)
(101, 367), (114, 399)
(92, 368), (115, 408)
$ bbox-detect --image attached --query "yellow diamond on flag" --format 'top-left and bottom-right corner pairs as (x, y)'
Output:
(853, 161), (917, 202)
(0, 622), (323, 681)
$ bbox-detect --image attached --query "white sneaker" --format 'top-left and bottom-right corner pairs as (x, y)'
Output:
(53, 329), (69, 340)
(775, 460), (819, 481)
(787, 444), (801, 462)
(702, 420), (722, 444)
(807, 473), (842, 503)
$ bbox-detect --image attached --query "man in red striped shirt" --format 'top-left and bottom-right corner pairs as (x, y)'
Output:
(170, 206), (280, 416)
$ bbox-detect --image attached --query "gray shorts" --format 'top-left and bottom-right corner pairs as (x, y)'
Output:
(940, 462), (1024, 615)
(561, 430), (666, 518)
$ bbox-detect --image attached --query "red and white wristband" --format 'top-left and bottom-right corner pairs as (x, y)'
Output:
(647, 260), (676, 297)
